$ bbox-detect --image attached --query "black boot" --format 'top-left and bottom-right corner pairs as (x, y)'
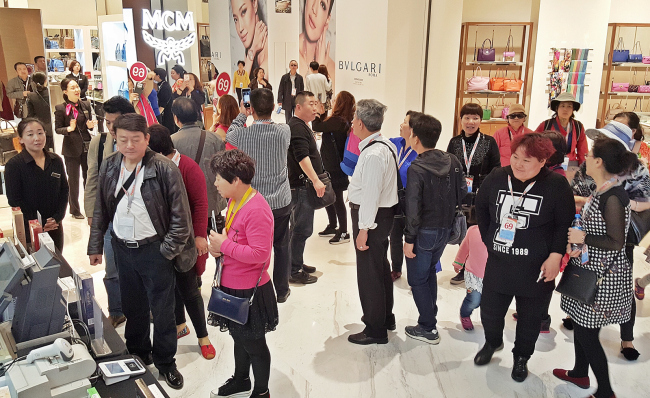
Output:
(511, 355), (529, 382)
(474, 342), (504, 365)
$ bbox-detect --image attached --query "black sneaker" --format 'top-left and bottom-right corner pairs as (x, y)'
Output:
(318, 225), (338, 237)
(207, 312), (218, 327)
(450, 268), (465, 285)
(211, 376), (251, 397)
(329, 231), (351, 245)
(289, 270), (318, 284)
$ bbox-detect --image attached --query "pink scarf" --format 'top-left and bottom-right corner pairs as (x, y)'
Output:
(65, 103), (79, 119)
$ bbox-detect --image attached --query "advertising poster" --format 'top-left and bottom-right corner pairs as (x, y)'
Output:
(298, 0), (336, 88)
(228, 0), (269, 80)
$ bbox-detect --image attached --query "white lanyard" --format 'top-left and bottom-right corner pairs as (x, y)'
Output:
(398, 146), (413, 170)
(171, 150), (181, 166)
(462, 134), (481, 171)
(120, 160), (143, 214)
(507, 175), (535, 214)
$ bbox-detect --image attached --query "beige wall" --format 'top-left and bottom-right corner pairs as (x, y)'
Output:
(462, 0), (534, 23)
(28, 0), (98, 25)
(0, 8), (44, 83)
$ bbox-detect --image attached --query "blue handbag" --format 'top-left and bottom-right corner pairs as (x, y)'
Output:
(629, 41), (643, 63)
(118, 82), (129, 100)
(121, 43), (127, 62)
(612, 37), (629, 63)
(207, 257), (266, 325)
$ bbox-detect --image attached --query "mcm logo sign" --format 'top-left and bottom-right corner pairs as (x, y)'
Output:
(141, 9), (196, 66)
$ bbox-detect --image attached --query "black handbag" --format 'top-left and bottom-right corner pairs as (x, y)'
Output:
(628, 209), (650, 246)
(207, 257), (266, 325)
(555, 263), (601, 305)
(303, 171), (336, 210)
(447, 210), (468, 245)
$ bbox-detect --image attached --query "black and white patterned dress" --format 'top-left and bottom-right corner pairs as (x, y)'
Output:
(560, 186), (633, 328)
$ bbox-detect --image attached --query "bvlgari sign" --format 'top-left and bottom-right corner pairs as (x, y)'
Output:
(141, 9), (196, 66)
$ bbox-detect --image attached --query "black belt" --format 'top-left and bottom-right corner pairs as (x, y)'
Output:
(111, 231), (160, 249)
(349, 203), (360, 210)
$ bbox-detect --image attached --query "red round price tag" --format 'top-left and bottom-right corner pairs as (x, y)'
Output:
(216, 72), (231, 97)
(129, 62), (148, 83)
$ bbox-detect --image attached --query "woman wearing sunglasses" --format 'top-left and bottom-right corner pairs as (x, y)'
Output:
(493, 104), (533, 166)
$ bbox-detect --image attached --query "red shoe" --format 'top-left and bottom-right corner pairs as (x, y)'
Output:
(200, 343), (216, 360)
(177, 325), (190, 339)
(552, 368), (590, 389)
(635, 278), (645, 300)
(460, 316), (474, 331)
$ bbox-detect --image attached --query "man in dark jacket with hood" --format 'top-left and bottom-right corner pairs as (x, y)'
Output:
(403, 112), (467, 345)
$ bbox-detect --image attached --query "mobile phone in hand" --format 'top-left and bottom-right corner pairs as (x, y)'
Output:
(242, 88), (251, 108)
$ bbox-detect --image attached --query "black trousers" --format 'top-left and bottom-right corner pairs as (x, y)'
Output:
(236, 88), (243, 104)
(113, 238), (177, 372)
(325, 189), (348, 233)
(571, 323), (614, 398)
(233, 335), (271, 394)
(351, 206), (395, 338)
(272, 204), (292, 297)
(174, 266), (208, 339)
(64, 152), (88, 216)
(389, 216), (406, 273)
(620, 245), (635, 341)
(283, 101), (295, 124)
(481, 285), (552, 358)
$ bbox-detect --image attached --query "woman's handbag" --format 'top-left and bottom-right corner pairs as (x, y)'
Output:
(628, 210), (650, 245)
(118, 82), (129, 100)
(643, 55), (650, 64)
(503, 74), (524, 92)
(200, 35), (211, 58)
(447, 210), (468, 245)
(482, 107), (491, 121)
(207, 257), (266, 325)
(62, 29), (74, 49)
(340, 129), (361, 176)
(477, 38), (495, 62)
(612, 37), (629, 63)
(467, 67), (490, 91)
(611, 81), (629, 92)
(629, 41), (643, 63)
(629, 71), (640, 92)
(503, 31), (515, 61)
(303, 171), (336, 210)
(489, 68), (506, 91)
(555, 263), (600, 305)
(490, 96), (506, 117)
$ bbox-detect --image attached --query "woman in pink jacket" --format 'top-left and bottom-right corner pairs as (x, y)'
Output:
(492, 104), (533, 167)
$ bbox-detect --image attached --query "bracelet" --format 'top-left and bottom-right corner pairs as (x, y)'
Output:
(453, 261), (464, 266)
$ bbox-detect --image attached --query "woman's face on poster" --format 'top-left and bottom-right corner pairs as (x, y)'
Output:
(232, 0), (258, 49)
(304, 0), (331, 42)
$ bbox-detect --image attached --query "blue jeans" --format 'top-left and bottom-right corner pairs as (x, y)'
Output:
(290, 187), (314, 275)
(103, 223), (123, 317)
(460, 288), (482, 318)
(405, 228), (449, 331)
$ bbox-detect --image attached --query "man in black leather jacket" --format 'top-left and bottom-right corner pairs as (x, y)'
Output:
(87, 114), (193, 390)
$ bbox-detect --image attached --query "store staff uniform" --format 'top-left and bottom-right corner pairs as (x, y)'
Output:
(88, 136), (193, 389)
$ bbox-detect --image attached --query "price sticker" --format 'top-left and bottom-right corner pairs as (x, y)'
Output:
(129, 62), (148, 83)
(216, 72), (231, 97)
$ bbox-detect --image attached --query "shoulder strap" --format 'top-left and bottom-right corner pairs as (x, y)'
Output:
(195, 130), (207, 164)
(364, 140), (404, 190)
(115, 169), (137, 205)
(97, 133), (107, 170)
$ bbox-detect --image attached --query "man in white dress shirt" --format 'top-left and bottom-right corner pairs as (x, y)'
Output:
(304, 61), (331, 105)
(347, 99), (398, 345)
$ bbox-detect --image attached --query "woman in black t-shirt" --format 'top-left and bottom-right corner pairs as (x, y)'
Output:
(474, 133), (575, 382)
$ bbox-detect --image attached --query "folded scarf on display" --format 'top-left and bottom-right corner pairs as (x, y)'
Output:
(572, 48), (590, 61)
(567, 72), (586, 85)
(569, 60), (588, 73)
(567, 84), (585, 104)
(561, 49), (572, 72)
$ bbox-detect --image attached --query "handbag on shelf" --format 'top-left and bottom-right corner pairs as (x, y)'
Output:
(477, 38), (496, 62)
(0, 118), (19, 166)
(555, 263), (600, 305)
(489, 68), (506, 91)
(606, 101), (624, 121)
(200, 35), (211, 58)
(62, 29), (75, 49)
(503, 31), (515, 61)
(91, 36), (100, 50)
(639, 69), (650, 93)
(503, 74), (524, 92)
(114, 43), (122, 61)
(467, 67), (490, 91)
(612, 37), (629, 63)
(207, 257), (266, 325)
(629, 41), (643, 63)
(643, 55), (650, 64)
(93, 55), (101, 71)
(482, 106), (491, 121)
(490, 97), (505, 118)
(121, 43), (127, 62)
(629, 71), (640, 92)
(302, 171), (336, 210)
(611, 81), (629, 92)
(118, 82), (129, 100)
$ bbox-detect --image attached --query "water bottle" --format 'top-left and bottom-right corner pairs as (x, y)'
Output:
(571, 214), (583, 252)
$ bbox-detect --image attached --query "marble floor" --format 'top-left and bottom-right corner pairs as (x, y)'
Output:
(3, 128), (650, 397)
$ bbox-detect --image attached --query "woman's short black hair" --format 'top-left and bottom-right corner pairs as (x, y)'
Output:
(17, 118), (47, 138)
(614, 111), (644, 141)
(237, 60), (245, 67)
(147, 124), (175, 156)
(31, 72), (47, 87)
(172, 65), (186, 78)
(60, 78), (75, 92)
(592, 137), (639, 176)
(210, 149), (256, 185)
(113, 113), (149, 136)
(460, 103), (483, 119)
(68, 60), (81, 73)
(153, 68), (168, 82)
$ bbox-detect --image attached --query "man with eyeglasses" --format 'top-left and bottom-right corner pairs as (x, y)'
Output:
(493, 104), (533, 166)
(277, 60), (304, 124)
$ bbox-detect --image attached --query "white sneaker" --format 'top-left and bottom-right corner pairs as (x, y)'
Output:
(329, 232), (351, 245)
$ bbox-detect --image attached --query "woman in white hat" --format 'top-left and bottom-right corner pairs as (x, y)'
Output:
(493, 104), (533, 166)
(568, 119), (650, 362)
(535, 92), (587, 169)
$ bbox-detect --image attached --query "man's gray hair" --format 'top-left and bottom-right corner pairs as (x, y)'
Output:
(355, 99), (387, 133)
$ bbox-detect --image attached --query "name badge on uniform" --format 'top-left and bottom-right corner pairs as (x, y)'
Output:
(497, 214), (518, 246)
(118, 216), (135, 240)
(51, 172), (61, 178)
(240, 82), (243, 88)
(291, 88), (296, 96)
(466, 176), (474, 193)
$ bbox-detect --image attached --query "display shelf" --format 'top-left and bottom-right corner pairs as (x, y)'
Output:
(46, 48), (84, 53)
(606, 92), (650, 97)
(454, 22), (533, 135)
(107, 61), (127, 68)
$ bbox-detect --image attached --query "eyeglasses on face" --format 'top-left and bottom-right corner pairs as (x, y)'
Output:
(507, 113), (526, 119)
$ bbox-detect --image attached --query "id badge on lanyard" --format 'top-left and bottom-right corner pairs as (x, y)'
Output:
(118, 162), (142, 240)
(291, 87), (296, 96)
(497, 176), (535, 246)
(462, 135), (480, 192)
(466, 176), (474, 193)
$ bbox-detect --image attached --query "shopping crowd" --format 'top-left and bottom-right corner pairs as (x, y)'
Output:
(4, 57), (650, 398)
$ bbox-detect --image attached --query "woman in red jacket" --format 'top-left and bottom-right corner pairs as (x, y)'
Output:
(534, 92), (586, 169)
(147, 124), (215, 360)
